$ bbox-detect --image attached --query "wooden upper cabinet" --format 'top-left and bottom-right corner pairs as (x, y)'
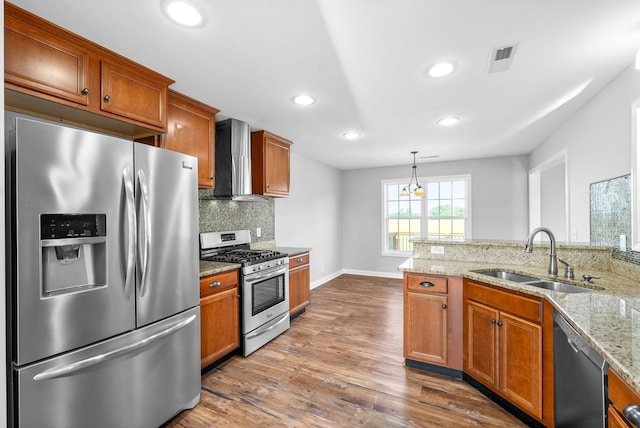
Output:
(5, 17), (90, 106)
(141, 90), (219, 188)
(251, 130), (293, 197)
(4, 2), (174, 137)
(100, 60), (168, 129)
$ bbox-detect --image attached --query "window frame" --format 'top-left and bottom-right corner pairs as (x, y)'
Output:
(382, 174), (472, 257)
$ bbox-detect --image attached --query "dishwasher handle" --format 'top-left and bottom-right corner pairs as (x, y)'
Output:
(553, 311), (606, 369)
(624, 405), (640, 427)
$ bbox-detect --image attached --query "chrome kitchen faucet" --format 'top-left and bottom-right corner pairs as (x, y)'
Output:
(524, 227), (558, 277)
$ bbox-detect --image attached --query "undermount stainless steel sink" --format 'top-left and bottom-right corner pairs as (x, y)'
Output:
(524, 280), (593, 294)
(471, 270), (539, 283)
(471, 270), (595, 294)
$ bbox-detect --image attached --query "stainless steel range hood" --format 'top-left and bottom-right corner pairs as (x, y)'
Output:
(212, 118), (269, 201)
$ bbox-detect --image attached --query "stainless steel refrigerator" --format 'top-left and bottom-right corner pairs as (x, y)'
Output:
(5, 112), (201, 427)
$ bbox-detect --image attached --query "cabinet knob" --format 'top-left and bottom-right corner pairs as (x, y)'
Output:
(442, 304), (447, 309)
(624, 404), (640, 426)
(209, 280), (221, 288)
(81, 88), (90, 95)
(497, 321), (503, 327)
(104, 95), (111, 102)
(236, 294), (240, 298)
(490, 319), (497, 324)
(419, 281), (435, 287)
(297, 257), (303, 262)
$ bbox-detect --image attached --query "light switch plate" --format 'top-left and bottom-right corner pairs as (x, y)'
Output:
(256, 227), (262, 238)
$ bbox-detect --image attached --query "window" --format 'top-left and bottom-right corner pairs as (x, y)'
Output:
(383, 175), (471, 255)
(383, 180), (423, 254)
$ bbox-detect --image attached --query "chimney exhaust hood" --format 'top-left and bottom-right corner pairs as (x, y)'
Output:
(212, 118), (269, 201)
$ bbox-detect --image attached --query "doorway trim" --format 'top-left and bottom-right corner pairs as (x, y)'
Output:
(528, 149), (570, 242)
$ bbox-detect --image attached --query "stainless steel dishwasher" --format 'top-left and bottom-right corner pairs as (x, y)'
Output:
(554, 311), (608, 427)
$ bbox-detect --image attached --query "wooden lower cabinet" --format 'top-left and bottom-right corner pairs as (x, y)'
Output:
(200, 270), (240, 369)
(403, 273), (462, 371)
(609, 368), (640, 427)
(463, 279), (552, 426)
(289, 253), (310, 317)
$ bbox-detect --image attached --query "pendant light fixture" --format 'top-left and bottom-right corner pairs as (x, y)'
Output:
(400, 151), (426, 197)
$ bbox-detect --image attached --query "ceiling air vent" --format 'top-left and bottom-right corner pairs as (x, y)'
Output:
(488, 43), (519, 73)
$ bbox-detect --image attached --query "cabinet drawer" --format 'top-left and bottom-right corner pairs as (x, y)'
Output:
(406, 274), (448, 294)
(464, 280), (542, 323)
(289, 253), (309, 269)
(200, 270), (239, 298)
(610, 369), (640, 420)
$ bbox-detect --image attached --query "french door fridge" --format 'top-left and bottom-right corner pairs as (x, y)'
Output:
(5, 112), (201, 427)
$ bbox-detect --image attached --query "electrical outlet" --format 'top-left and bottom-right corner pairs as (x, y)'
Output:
(256, 227), (261, 238)
(431, 246), (444, 255)
(620, 234), (627, 252)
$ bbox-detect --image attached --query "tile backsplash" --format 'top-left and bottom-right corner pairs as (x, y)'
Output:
(199, 189), (275, 242)
(589, 174), (640, 266)
(590, 174), (631, 247)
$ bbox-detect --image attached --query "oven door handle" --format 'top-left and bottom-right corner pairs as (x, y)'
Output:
(245, 266), (288, 283)
(245, 312), (289, 340)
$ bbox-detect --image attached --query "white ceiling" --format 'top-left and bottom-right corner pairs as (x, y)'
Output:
(8, 0), (640, 170)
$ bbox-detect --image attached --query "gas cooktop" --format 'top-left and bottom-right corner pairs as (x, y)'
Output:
(199, 230), (287, 267)
(201, 248), (287, 265)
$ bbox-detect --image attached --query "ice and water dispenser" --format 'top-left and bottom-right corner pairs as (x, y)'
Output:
(40, 214), (107, 297)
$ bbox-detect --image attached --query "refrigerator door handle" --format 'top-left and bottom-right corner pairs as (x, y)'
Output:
(123, 167), (136, 299)
(137, 169), (151, 297)
(32, 314), (197, 382)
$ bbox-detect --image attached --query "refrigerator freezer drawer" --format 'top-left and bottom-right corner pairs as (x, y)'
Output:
(13, 307), (201, 428)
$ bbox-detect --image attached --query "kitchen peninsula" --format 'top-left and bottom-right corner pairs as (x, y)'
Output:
(400, 239), (640, 427)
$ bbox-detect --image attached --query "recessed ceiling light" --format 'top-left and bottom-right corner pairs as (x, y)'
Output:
(293, 94), (315, 106)
(342, 131), (361, 140)
(163, 0), (204, 27)
(437, 116), (460, 126)
(428, 62), (456, 78)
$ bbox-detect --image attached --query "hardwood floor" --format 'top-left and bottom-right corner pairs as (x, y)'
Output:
(165, 274), (526, 427)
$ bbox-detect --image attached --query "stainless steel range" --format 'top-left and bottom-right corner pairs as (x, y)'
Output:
(200, 230), (290, 356)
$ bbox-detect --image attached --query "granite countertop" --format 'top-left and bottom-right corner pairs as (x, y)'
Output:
(276, 247), (311, 257)
(199, 260), (241, 277)
(399, 257), (640, 396)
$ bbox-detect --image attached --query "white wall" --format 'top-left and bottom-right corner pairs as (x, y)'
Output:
(540, 162), (567, 241)
(341, 155), (530, 276)
(530, 63), (640, 243)
(275, 152), (343, 287)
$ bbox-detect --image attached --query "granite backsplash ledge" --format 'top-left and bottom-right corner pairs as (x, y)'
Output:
(410, 239), (640, 281)
(199, 189), (275, 243)
(411, 240), (610, 269)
